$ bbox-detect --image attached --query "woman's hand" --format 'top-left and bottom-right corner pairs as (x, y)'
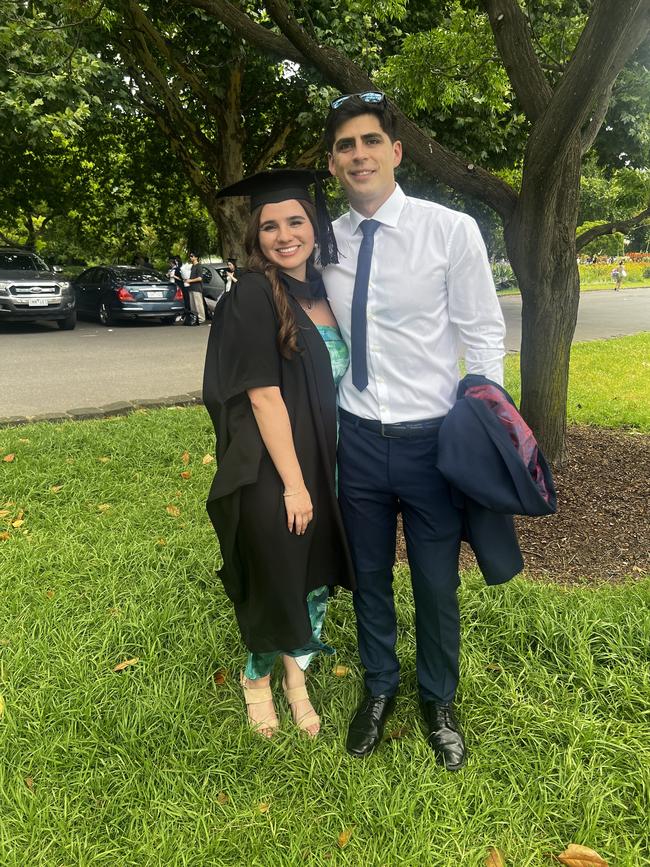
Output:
(283, 486), (313, 535)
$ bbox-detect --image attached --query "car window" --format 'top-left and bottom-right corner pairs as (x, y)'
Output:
(0, 252), (47, 271)
(114, 268), (167, 284)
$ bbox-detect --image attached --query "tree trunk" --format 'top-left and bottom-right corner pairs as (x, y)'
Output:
(212, 198), (249, 263)
(505, 138), (582, 465)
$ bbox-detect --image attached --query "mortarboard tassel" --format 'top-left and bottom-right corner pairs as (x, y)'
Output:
(312, 173), (339, 267)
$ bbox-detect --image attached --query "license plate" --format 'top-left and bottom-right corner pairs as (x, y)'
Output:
(28, 298), (49, 306)
(147, 291), (164, 299)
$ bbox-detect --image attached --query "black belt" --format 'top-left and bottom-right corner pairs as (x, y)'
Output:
(339, 408), (444, 438)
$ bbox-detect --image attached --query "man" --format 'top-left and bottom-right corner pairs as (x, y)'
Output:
(322, 92), (506, 770)
(185, 251), (207, 325)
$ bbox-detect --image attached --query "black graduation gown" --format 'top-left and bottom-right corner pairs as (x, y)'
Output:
(202, 269), (355, 653)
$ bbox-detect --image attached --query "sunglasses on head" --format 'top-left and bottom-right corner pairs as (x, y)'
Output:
(329, 91), (386, 110)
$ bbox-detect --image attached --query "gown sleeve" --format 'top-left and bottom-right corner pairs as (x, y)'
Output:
(215, 273), (281, 403)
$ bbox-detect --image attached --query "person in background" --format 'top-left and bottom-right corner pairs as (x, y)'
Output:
(185, 251), (207, 325)
(225, 258), (240, 292)
(611, 260), (626, 291)
(167, 255), (190, 323)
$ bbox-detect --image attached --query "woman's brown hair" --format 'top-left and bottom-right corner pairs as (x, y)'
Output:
(245, 199), (318, 359)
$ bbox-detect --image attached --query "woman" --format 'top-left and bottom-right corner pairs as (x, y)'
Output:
(203, 170), (354, 738)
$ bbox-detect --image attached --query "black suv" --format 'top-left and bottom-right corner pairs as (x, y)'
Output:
(0, 248), (76, 329)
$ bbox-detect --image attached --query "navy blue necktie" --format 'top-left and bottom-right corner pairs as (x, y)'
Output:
(351, 219), (380, 391)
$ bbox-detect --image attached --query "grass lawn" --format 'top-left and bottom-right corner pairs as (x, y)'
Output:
(1, 337), (649, 866)
(504, 332), (650, 431)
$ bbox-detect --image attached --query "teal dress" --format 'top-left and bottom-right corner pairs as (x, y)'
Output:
(245, 325), (350, 679)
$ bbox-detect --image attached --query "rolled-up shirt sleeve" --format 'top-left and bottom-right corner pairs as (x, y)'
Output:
(446, 214), (506, 385)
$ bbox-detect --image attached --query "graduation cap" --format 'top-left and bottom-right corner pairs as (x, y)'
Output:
(216, 169), (339, 267)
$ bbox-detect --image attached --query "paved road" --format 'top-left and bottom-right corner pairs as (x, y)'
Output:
(1, 287), (648, 418)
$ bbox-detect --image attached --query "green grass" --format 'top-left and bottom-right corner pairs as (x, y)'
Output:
(504, 332), (650, 431)
(1, 340), (649, 866)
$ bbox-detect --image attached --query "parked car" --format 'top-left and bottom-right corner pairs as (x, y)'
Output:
(201, 261), (229, 296)
(72, 265), (185, 325)
(0, 247), (76, 329)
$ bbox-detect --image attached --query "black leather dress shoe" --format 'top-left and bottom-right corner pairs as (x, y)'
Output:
(346, 693), (396, 758)
(421, 701), (466, 771)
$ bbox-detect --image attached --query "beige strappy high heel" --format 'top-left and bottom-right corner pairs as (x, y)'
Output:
(282, 678), (320, 737)
(240, 672), (279, 738)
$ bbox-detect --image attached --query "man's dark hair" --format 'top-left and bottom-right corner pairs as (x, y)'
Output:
(324, 96), (399, 153)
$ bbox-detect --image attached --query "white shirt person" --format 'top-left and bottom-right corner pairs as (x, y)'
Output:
(324, 182), (505, 423)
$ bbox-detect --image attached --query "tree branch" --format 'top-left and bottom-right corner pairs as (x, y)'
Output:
(184, 0), (304, 62)
(251, 121), (295, 173)
(125, 0), (226, 124)
(262, 0), (518, 219)
(576, 205), (650, 250)
(117, 19), (220, 173)
(580, 81), (614, 156)
(481, 0), (553, 121)
(528, 0), (650, 176)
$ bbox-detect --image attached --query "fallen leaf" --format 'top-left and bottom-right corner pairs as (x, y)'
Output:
(557, 844), (608, 867)
(332, 664), (350, 677)
(257, 802), (270, 814)
(97, 503), (111, 512)
(66, 458), (75, 464)
(50, 485), (63, 493)
(202, 454), (215, 464)
(485, 662), (503, 672)
(2, 454), (15, 463)
(213, 669), (227, 685)
(387, 727), (408, 740)
(0, 510), (9, 518)
(18, 438), (29, 443)
(485, 847), (506, 867)
(11, 519), (24, 528)
(156, 538), (167, 546)
(0, 532), (10, 541)
(337, 827), (354, 848)
(25, 777), (34, 790)
(107, 607), (121, 617)
(113, 657), (139, 672)
(217, 791), (229, 805)
(180, 470), (191, 480)
(166, 504), (180, 517)
(15, 509), (23, 520)
(45, 590), (55, 599)
(97, 456), (110, 463)
(181, 450), (190, 465)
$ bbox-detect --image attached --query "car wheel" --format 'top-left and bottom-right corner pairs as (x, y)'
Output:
(98, 301), (113, 326)
(57, 311), (77, 330)
(160, 316), (176, 325)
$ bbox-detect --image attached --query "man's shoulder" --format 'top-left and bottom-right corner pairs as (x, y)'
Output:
(403, 195), (471, 226)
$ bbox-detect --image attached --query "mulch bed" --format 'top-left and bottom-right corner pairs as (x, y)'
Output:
(396, 425), (650, 584)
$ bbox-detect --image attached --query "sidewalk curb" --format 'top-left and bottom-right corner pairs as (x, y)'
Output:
(0, 391), (205, 429)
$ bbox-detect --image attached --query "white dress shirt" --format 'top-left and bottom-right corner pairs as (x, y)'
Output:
(322, 184), (506, 422)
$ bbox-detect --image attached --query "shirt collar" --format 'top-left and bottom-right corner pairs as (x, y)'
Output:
(349, 183), (406, 233)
